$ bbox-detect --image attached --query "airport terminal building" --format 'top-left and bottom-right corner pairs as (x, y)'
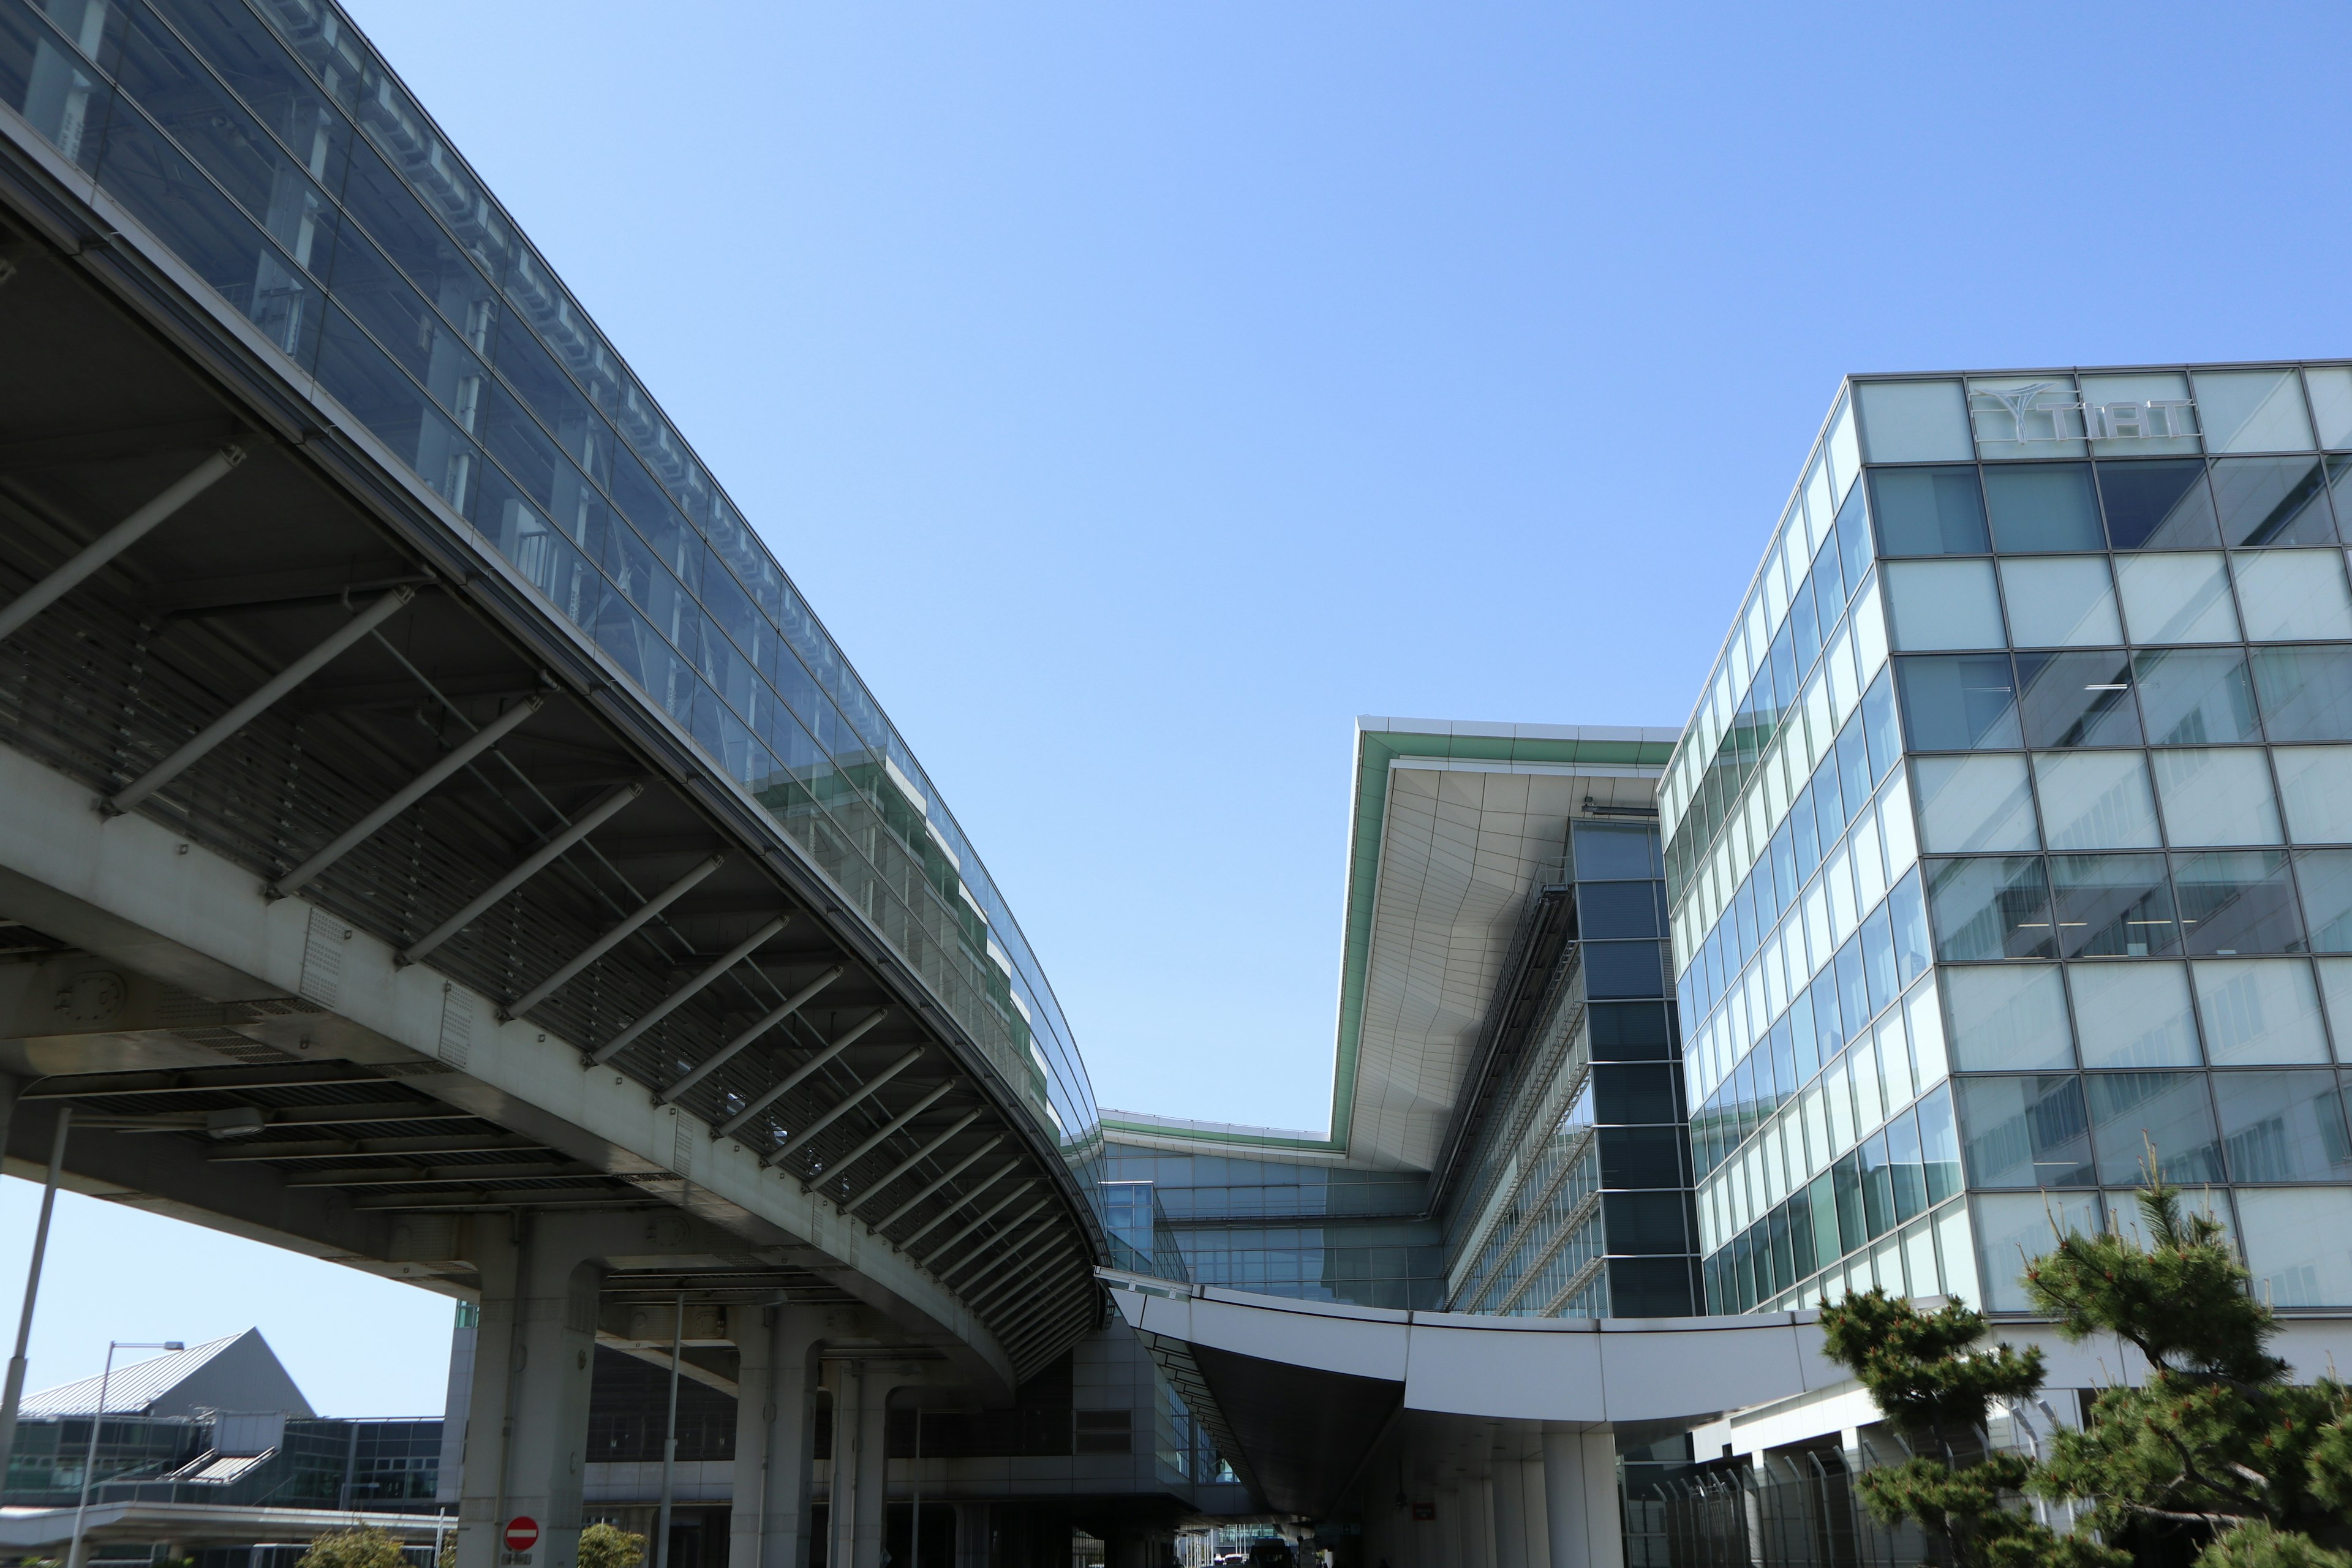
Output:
(0, 0), (2348, 1564)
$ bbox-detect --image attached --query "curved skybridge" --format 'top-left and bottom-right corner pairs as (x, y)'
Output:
(0, 6), (1109, 1567)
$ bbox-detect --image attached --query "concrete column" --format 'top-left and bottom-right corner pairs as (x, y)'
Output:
(1492, 1453), (1528, 1568)
(757, 1307), (826, 1568)
(826, 1359), (865, 1568)
(853, 1375), (888, 1568)
(456, 1216), (603, 1568)
(728, 1305), (772, 1568)
(1517, 1457), (1551, 1568)
(1540, 1431), (1621, 1568)
(951, 1501), (987, 1568)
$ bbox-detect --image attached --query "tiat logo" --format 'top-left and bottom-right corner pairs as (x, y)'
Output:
(1969, 381), (2195, 443)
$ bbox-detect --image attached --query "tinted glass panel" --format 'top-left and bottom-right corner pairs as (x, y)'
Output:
(2016, 650), (2141, 748)
(1896, 655), (2022, 750)
(2253, 647), (2352, 743)
(2049, 853), (2179, 957)
(2084, 1071), (2224, 1185)
(1925, 855), (2054, 961)
(2096, 458), (2220, 549)
(1984, 463), (2103, 552)
(2212, 456), (2335, 547)
(2136, 649), (2261, 746)
(1953, 1075), (2093, 1188)
(1871, 466), (1989, 556)
(2172, 849), (2304, 955)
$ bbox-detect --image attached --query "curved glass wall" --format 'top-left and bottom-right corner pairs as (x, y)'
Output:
(0, 0), (1099, 1169)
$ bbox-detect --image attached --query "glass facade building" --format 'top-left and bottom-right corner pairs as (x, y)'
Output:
(1440, 818), (1699, 1321)
(1662, 363), (2352, 1317)
(0, 0), (1097, 1169)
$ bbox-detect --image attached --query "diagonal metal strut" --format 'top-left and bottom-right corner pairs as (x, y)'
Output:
(764, 1049), (922, 1167)
(108, 586), (416, 815)
(0, 445), (248, 644)
(591, 918), (791, 1066)
(401, 782), (644, 964)
(659, 965), (846, 1104)
(503, 853), (722, 1019)
(710, 1008), (889, 1140)
(273, 696), (545, 896)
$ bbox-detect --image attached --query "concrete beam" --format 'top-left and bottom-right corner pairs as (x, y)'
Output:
(0, 739), (1022, 1393)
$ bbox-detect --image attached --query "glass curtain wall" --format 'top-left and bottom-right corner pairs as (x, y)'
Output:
(1442, 818), (1698, 1319)
(1662, 362), (2352, 1316)
(0, 0), (1099, 1167)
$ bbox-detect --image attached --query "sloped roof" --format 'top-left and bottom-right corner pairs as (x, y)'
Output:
(20, 1329), (312, 1419)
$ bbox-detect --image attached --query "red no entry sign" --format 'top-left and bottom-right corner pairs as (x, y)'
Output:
(505, 1518), (540, 1553)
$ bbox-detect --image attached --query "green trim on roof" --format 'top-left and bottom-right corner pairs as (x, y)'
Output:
(1110, 727), (1674, 1161)
(1323, 730), (1676, 1157)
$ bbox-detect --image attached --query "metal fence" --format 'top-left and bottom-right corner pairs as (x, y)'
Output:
(1659, 1448), (1945, 1568)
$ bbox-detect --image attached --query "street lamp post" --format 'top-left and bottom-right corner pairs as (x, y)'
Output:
(64, 1340), (183, 1568)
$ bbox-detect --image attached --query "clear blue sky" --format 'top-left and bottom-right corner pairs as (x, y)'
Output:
(10, 0), (2352, 1412)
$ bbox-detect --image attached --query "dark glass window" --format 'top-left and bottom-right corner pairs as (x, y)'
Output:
(2211, 456), (2336, 547)
(1603, 1192), (1691, 1255)
(1790, 788), (1822, 881)
(1830, 1152), (1866, 1251)
(2173, 849), (2304, 955)
(1807, 1171), (1841, 1265)
(2085, 1071), (2223, 1186)
(1834, 936), (1869, 1034)
(2136, 649), (2261, 745)
(1926, 855), (2055, 960)
(1606, 1258), (1696, 1318)
(1896, 655), (2022, 750)
(2016, 650), (2141, 747)
(1870, 466), (1989, 556)
(1836, 714), (1871, 815)
(1598, 1126), (1686, 1188)
(2253, 646), (2352, 744)
(1572, 821), (1662, 879)
(1953, 1074), (2094, 1188)
(1767, 1019), (1796, 1105)
(1595, 1064), (1681, 1126)
(1579, 881), (1663, 940)
(1809, 747), (1846, 835)
(1585, 941), (1665, 998)
(2095, 458), (2220, 549)
(1589, 1003), (1674, 1060)
(2049, 853), (2179, 958)
(1984, 463), (2104, 552)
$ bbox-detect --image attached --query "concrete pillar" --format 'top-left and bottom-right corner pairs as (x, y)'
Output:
(1492, 1453), (1528, 1568)
(1540, 1431), (1620, 1568)
(853, 1374), (888, 1568)
(756, 1307), (825, 1568)
(951, 1501), (986, 1568)
(826, 1359), (865, 1568)
(456, 1216), (603, 1568)
(1517, 1457), (1550, 1568)
(728, 1305), (772, 1568)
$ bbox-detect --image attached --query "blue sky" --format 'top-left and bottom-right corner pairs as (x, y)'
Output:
(10, 0), (2352, 1413)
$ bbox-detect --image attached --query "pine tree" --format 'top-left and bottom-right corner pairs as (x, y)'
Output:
(2024, 1178), (2352, 1567)
(298, 1526), (411, 1568)
(1819, 1288), (2121, 1568)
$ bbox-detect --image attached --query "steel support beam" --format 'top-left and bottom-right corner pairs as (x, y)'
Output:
(842, 1114), (981, 1215)
(272, 696), (545, 896)
(0, 445), (247, 644)
(763, 1049), (922, 1168)
(864, 1136), (1002, 1235)
(502, 853), (722, 1019)
(968, 1243), (1079, 1313)
(589, 918), (791, 1066)
(804, 1082), (952, 1189)
(708, 1008), (888, 1140)
(995, 1270), (1090, 1343)
(1004, 1290), (1096, 1362)
(400, 782), (644, 963)
(658, 964), (846, 1103)
(909, 1176), (1033, 1262)
(107, 586), (416, 815)
(937, 1197), (1052, 1286)
(952, 1221), (1062, 1297)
